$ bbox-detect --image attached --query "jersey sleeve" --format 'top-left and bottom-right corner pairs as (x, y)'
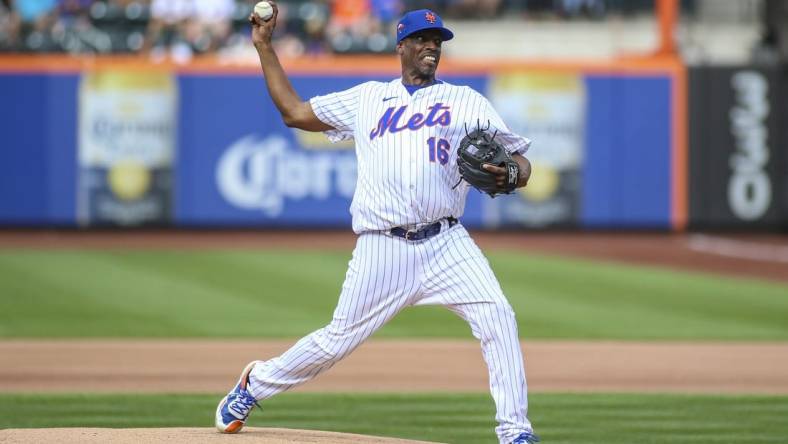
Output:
(309, 83), (366, 143)
(481, 95), (531, 155)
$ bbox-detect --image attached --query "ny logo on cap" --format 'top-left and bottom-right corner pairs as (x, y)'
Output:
(425, 11), (436, 24)
(397, 23), (404, 33)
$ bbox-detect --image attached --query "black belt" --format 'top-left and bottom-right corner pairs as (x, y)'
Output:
(389, 217), (458, 241)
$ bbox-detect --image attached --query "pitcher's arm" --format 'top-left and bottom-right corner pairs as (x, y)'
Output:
(249, 2), (332, 131)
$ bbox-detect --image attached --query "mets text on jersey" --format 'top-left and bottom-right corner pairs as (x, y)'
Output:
(369, 103), (451, 139)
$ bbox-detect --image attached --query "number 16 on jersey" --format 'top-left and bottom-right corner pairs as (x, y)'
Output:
(427, 137), (450, 165)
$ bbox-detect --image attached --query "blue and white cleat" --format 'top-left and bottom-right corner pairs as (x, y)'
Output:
(215, 360), (262, 433)
(510, 431), (540, 444)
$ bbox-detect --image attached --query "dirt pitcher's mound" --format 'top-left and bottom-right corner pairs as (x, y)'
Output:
(0, 428), (444, 444)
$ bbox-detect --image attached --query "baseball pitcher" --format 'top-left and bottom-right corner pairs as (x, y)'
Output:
(216, 4), (538, 444)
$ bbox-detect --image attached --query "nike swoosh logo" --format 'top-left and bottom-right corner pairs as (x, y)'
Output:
(382, 96), (397, 102)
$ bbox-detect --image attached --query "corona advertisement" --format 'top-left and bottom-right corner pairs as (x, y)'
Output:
(77, 70), (177, 226)
(485, 72), (586, 227)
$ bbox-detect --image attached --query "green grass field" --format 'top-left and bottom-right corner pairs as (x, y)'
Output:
(1, 392), (786, 444)
(1, 250), (787, 339)
(1, 248), (787, 443)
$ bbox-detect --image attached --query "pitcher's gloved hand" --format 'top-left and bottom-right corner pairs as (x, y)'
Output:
(456, 128), (519, 197)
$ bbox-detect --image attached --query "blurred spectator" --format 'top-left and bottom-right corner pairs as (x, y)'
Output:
(371, 0), (403, 24)
(0, 0), (693, 55)
(54, 0), (115, 53)
(60, 0), (91, 19)
(142, 0), (193, 62)
(7, 0), (60, 50)
(325, 0), (371, 51)
(1, 0), (19, 49)
(325, 0), (402, 53)
(299, 1), (330, 55)
(555, 0), (605, 19)
(142, 0), (233, 62)
(266, 1), (306, 57)
(13, 0), (58, 27)
(186, 0), (235, 53)
(757, 0), (788, 62)
(445, 0), (502, 19)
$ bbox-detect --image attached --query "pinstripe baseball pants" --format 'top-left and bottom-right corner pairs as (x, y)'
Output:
(248, 223), (533, 443)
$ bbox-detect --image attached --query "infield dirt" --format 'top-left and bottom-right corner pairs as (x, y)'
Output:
(2, 340), (787, 394)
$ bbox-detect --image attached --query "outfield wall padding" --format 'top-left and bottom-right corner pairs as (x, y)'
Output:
(0, 58), (681, 229)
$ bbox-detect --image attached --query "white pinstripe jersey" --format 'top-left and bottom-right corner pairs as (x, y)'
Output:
(310, 78), (531, 234)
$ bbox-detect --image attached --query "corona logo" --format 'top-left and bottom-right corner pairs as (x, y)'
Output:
(216, 135), (357, 216)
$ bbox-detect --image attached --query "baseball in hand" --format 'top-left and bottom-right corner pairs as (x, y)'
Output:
(254, 1), (274, 21)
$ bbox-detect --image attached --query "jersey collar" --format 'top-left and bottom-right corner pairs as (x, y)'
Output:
(398, 78), (444, 96)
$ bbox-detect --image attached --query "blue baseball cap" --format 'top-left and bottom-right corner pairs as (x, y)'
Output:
(396, 9), (454, 44)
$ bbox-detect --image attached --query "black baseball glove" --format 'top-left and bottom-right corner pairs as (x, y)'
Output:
(456, 128), (520, 197)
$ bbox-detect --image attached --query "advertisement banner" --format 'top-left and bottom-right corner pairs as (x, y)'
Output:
(213, 133), (358, 223)
(689, 65), (784, 228)
(174, 75), (365, 227)
(482, 72), (586, 227)
(0, 65), (679, 229)
(78, 70), (177, 226)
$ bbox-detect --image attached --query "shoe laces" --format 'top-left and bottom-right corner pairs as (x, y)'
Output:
(228, 389), (260, 418)
(512, 432), (540, 444)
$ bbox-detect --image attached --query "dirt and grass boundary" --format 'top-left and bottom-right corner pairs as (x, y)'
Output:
(2, 230), (787, 442)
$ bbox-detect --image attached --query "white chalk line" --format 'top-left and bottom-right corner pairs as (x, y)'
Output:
(687, 234), (788, 264)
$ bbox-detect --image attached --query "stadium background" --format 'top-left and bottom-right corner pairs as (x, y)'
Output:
(1, 1), (788, 443)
